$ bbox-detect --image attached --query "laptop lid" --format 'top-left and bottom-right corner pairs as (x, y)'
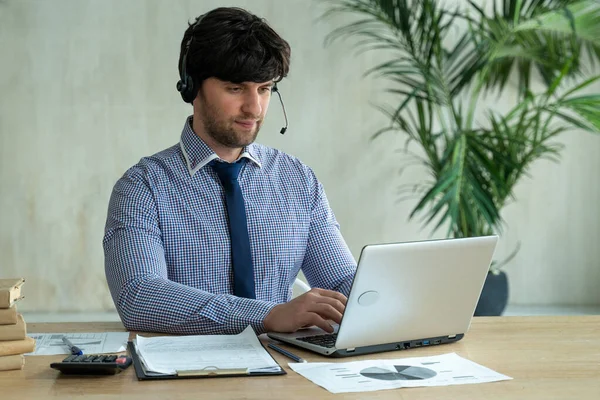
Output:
(268, 236), (498, 357)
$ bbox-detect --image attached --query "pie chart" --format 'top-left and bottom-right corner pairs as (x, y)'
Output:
(360, 365), (437, 381)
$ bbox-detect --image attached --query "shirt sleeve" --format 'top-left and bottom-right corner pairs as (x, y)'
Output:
(103, 169), (277, 335)
(300, 168), (357, 296)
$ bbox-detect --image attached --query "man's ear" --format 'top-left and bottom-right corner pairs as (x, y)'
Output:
(192, 80), (205, 108)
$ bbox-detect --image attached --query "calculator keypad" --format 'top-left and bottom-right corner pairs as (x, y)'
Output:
(50, 354), (132, 375)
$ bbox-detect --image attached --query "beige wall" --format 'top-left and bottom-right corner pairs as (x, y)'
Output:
(1, 0), (599, 312)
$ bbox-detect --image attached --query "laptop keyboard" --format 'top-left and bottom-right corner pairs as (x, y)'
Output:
(296, 333), (338, 348)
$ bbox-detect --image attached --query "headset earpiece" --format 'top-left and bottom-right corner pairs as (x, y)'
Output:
(176, 70), (196, 103)
(176, 18), (203, 104)
(176, 43), (197, 104)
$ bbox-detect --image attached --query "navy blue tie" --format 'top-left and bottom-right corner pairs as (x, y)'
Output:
(211, 159), (255, 299)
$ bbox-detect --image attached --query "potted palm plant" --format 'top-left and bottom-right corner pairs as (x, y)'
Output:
(322, 0), (600, 315)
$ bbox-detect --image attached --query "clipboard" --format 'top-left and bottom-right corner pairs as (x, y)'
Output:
(127, 341), (287, 380)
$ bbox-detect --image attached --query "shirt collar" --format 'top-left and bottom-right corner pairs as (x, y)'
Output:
(179, 116), (262, 176)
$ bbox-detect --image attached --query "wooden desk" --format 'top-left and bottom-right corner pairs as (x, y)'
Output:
(3, 316), (599, 399)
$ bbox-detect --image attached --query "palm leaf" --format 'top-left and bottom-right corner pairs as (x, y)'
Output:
(514, 0), (600, 43)
(470, 0), (600, 95)
(322, 0), (600, 241)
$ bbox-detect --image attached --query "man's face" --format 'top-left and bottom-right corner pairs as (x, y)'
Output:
(195, 78), (274, 148)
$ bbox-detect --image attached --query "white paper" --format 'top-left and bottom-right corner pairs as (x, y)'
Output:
(26, 332), (129, 355)
(289, 353), (512, 394)
(135, 326), (281, 375)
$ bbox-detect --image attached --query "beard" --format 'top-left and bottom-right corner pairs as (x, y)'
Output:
(198, 97), (262, 149)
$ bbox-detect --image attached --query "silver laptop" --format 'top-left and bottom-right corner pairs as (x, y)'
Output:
(268, 236), (498, 357)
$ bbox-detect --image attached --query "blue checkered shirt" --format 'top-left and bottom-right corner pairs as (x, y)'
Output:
(104, 117), (357, 335)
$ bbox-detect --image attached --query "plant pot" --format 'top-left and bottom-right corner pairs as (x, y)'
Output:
(474, 270), (509, 316)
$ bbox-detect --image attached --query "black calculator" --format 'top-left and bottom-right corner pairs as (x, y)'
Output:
(50, 354), (132, 375)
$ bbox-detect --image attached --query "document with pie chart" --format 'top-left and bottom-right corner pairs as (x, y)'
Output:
(289, 352), (512, 394)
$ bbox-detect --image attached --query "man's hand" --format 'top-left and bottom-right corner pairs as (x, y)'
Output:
(263, 288), (347, 333)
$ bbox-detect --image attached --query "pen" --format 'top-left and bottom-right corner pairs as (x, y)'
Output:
(268, 343), (306, 363)
(62, 336), (83, 356)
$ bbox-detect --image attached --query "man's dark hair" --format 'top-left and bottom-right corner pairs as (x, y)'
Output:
(178, 7), (291, 91)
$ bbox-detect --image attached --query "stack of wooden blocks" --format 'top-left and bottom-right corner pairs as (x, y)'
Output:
(0, 279), (35, 371)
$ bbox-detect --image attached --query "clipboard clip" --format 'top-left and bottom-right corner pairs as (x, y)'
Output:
(177, 366), (249, 376)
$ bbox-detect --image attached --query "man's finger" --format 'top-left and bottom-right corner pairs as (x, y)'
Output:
(311, 288), (348, 305)
(302, 313), (334, 333)
(306, 293), (346, 314)
(310, 303), (343, 324)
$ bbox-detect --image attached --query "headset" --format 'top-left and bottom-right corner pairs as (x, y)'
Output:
(176, 17), (289, 134)
(176, 17), (202, 104)
(272, 84), (288, 134)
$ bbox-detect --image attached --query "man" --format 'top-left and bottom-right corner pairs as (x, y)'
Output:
(103, 7), (356, 335)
